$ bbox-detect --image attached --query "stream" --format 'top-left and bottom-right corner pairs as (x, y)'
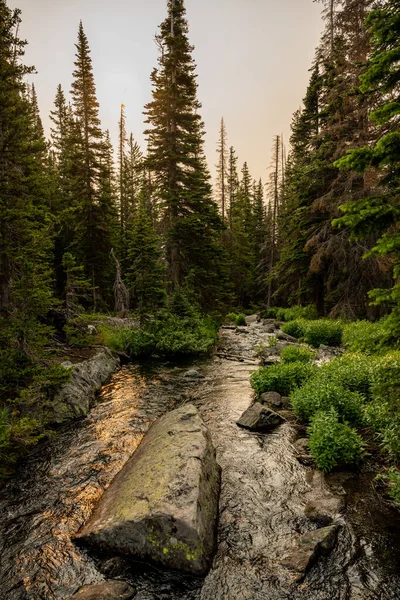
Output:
(1, 321), (400, 599)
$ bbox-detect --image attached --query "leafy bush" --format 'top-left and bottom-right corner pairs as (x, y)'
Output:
(318, 354), (377, 399)
(308, 409), (363, 473)
(387, 468), (400, 505)
(342, 320), (389, 355)
(280, 346), (316, 364)
(363, 352), (400, 459)
(276, 306), (318, 322)
(281, 319), (307, 339)
(302, 320), (343, 347)
(226, 312), (238, 324)
(291, 377), (365, 424)
(100, 313), (219, 358)
(235, 314), (247, 326)
(251, 361), (316, 397)
(263, 308), (278, 319)
(226, 313), (246, 326)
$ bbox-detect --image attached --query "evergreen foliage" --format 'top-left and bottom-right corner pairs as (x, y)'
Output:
(144, 0), (229, 311)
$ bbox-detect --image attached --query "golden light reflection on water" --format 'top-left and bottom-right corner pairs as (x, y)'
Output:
(5, 366), (169, 599)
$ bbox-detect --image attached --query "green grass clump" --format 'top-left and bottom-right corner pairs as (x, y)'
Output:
(250, 361), (316, 397)
(308, 409), (364, 473)
(100, 313), (219, 358)
(275, 305), (318, 322)
(280, 346), (316, 364)
(342, 319), (389, 355)
(281, 319), (307, 339)
(302, 320), (343, 347)
(291, 377), (365, 425)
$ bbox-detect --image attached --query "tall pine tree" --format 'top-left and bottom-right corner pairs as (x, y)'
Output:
(144, 0), (229, 311)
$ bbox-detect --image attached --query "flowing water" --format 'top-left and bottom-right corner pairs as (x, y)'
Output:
(1, 322), (400, 600)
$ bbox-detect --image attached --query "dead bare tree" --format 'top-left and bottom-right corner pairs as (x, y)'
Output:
(111, 248), (130, 318)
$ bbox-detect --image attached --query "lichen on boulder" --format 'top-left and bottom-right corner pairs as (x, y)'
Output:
(74, 404), (221, 575)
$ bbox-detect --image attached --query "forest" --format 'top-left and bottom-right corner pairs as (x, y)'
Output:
(1, 0), (400, 597)
(0, 0), (400, 500)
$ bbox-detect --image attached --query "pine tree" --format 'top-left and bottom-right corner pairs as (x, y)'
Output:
(69, 21), (114, 308)
(144, 0), (228, 311)
(0, 1), (55, 457)
(334, 0), (400, 332)
(126, 188), (167, 320)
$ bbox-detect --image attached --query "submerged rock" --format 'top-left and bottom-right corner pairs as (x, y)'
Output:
(74, 404), (221, 576)
(69, 580), (135, 599)
(304, 472), (346, 524)
(183, 369), (205, 379)
(236, 403), (285, 432)
(282, 524), (340, 577)
(51, 348), (120, 424)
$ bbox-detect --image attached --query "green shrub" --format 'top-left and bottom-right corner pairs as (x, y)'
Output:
(225, 313), (246, 326)
(318, 354), (377, 399)
(250, 361), (316, 397)
(226, 312), (238, 324)
(263, 308), (278, 319)
(291, 377), (365, 424)
(303, 320), (343, 347)
(364, 352), (400, 459)
(308, 409), (363, 473)
(235, 314), (247, 326)
(276, 306), (318, 322)
(100, 313), (219, 358)
(280, 346), (316, 364)
(342, 320), (389, 355)
(281, 319), (307, 339)
(387, 468), (400, 504)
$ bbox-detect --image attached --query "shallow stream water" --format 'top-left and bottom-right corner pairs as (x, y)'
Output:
(1, 322), (400, 599)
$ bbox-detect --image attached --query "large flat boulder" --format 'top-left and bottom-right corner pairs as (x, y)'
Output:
(74, 404), (220, 575)
(51, 348), (119, 423)
(236, 403), (285, 432)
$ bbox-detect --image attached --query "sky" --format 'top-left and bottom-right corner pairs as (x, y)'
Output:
(12, 0), (324, 184)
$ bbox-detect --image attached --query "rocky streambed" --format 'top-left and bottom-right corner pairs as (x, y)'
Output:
(1, 320), (400, 599)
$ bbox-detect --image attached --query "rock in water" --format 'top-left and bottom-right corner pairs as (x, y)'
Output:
(74, 404), (220, 575)
(282, 524), (340, 577)
(69, 580), (135, 599)
(236, 403), (285, 432)
(52, 348), (120, 423)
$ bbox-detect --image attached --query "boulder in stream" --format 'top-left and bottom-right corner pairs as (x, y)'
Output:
(52, 348), (120, 423)
(282, 524), (340, 578)
(236, 403), (285, 432)
(74, 404), (221, 576)
(69, 580), (135, 599)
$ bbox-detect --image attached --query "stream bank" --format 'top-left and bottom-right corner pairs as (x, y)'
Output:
(1, 321), (400, 599)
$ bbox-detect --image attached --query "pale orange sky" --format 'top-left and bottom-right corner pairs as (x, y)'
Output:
(12, 0), (323, 184)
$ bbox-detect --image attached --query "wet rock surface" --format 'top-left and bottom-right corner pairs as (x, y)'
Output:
(52, 347), (120, 423)
(75, 404), (220, 575)
(1, 320), (400, 599)
(236, 403), (285, 431)
(281, 524), (340, 577)
(69, 580), (135, 599)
